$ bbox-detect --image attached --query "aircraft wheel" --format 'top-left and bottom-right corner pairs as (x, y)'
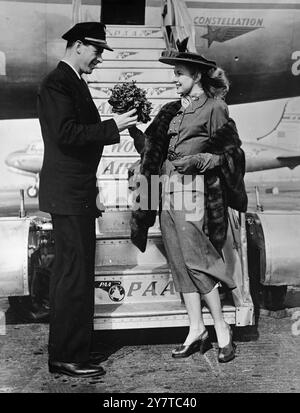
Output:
(27, 186), (38, 198)
(8, 245), (52, 323)
(8, 296), (49, 323)
(262, 285), (288, 311)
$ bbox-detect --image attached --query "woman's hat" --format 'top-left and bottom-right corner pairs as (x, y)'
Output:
(158, 37), (216, 70)
(62, 22), (113, 51)
(159, 49), (217, 70)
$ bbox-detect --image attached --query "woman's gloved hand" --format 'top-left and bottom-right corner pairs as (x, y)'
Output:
(128, 125), (142, 139)
(172, 153), (221, 174)
(128, 126), (145, 154)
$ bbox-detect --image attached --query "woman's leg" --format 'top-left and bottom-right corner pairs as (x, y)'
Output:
(161, 206), (207, 346)
(202, 287), (230, 347)
(182, 292), (206, 345)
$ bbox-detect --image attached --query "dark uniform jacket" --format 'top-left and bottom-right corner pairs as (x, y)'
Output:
(37, 61), (120, 216)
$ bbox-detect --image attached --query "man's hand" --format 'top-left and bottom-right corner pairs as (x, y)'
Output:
(114, 109), (138, 132)
(172, 153), (221, 174)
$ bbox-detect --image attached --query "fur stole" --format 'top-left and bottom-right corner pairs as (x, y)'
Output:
(129, 100), (247, 253)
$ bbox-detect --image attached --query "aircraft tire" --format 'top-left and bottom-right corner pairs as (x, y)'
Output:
(8, 240), (52, 323)
(8, 296), (49, 323)
(262, 285), (288, 311)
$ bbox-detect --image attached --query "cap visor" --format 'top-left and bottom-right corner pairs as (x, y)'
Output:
(84, 38), (114, 52)
(102, 44), (114, 51)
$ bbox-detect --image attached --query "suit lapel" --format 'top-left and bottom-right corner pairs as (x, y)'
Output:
(58, 61), (81, 83)
(57, 61), (100, 120)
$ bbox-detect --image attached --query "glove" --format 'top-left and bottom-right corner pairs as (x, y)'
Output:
(128, 125), (141, 139)
(172, 153), (221, 174)
(128, 126), (145, 154)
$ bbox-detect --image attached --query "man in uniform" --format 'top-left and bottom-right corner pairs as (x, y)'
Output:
(37, 22), (137, 378)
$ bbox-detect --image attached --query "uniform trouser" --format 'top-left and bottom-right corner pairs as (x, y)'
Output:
(49, 214), (96, 363)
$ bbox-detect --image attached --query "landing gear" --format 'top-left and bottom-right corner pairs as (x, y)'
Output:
(8, 230), (53, 323)
(27, 185), (38, 198)
(26, 173), (39, 198)
(262, 285), (288, 311)
(246, 213), (288, 313)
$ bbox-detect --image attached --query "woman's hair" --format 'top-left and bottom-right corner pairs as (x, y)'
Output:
(201, 67), (230, 98)
(188, 64), (230, 99)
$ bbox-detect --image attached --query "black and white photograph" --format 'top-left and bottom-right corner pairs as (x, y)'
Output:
(0, 0), (299, 397)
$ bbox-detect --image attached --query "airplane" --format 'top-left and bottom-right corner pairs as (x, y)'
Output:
(4, 97), (300, 197)
(4, 140), (43, 197)
(1, 0), (300, 198)
(0, 0), (299, 119)
(1, 0), (300, 324)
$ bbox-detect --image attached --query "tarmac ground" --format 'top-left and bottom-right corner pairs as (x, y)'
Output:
(0, 183), (300, 395)
(0, 287), (300, 394)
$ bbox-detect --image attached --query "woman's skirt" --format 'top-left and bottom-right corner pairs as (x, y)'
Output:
(160, 189), (235, 295)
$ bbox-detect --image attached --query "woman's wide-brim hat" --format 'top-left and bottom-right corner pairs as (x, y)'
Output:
(159, 50), (217, 70)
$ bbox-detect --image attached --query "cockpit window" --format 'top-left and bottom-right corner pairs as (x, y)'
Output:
(27, 141), (44, 153)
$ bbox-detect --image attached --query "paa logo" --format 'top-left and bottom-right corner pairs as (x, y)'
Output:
(95, 280), (125, 302)
(109, 284), (125, 302)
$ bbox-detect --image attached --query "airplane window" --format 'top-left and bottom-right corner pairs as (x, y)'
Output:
(28, 142), (44, 153)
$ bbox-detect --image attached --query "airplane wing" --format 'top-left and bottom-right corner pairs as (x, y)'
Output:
(6, 165), (38, 178)
(277, 155), (300, 169)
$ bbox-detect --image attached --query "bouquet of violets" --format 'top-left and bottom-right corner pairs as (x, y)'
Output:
(108, 81), (152, 123)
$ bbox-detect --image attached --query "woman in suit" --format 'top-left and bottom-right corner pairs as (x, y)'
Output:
(129, 45), (247, 363)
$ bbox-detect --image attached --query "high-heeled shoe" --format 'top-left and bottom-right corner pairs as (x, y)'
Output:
(172, 329), (212, 358)
(218, 324), (236, 363)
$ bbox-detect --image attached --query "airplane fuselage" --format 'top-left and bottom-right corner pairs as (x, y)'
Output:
(5, 140), (300, 181)
(0, 0), (300, 119)
(5, 151), (42, 175)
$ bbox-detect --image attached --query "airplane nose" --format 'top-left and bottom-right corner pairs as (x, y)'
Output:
(5, 152), (20, 168)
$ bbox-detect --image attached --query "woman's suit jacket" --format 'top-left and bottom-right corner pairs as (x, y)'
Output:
(37, 61), (120, 216)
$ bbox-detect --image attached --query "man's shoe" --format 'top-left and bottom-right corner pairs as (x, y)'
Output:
(48, 361), (106, 378)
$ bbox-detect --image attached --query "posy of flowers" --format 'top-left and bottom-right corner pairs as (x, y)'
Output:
(108, 81), (152, 123)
